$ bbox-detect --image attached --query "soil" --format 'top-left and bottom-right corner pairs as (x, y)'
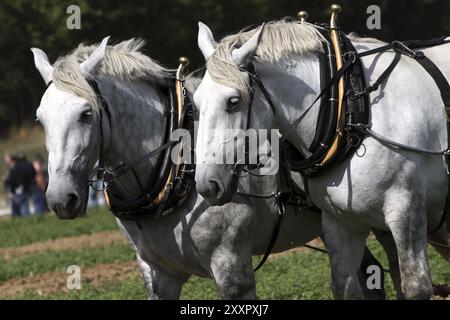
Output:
(0, 260), (139, 298)
(0, 231), (126, 260)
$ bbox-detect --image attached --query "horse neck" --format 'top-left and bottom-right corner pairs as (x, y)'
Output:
(254, 54), (322, 155)
(98, 76), (167, 184)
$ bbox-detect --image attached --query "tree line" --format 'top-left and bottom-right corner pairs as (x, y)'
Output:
(0, 0), (449, 136)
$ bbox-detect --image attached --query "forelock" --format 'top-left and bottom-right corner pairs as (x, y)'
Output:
(207, 20), (325, 102)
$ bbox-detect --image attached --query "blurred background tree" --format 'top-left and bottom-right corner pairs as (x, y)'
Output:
(0, 0), (449, 136)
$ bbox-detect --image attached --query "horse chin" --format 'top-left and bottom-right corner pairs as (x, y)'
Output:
(54, 207), (79, 220)
(204, 193), (233, 206)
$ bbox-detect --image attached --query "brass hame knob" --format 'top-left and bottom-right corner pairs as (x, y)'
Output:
(330, 3), (342, 14)
(176, 56), (190, 80)
(297, 11), (309, 22)
(330, 4), (342, 29)
(179, 56), (190, 67)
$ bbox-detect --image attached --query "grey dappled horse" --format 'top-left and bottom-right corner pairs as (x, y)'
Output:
(194, 20), (450, 299)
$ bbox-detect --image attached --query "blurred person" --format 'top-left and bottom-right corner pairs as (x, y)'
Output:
(3, 153), (17, 217)
(4, 153), (36, 218)
(31, 158), (48, 215)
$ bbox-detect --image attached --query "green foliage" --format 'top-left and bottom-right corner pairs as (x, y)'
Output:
(2, 0), (450, 134)
(0, 207), (118, 248)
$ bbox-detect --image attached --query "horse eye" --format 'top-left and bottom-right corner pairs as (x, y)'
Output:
(226, 97), (240, 112)
(80, 109), (93, 121)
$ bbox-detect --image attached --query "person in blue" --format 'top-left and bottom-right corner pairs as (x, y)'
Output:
(3, 153), (36, 218)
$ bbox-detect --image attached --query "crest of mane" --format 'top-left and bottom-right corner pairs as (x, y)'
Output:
(207, 19), (326, 102)
(51, 38), (171, 112)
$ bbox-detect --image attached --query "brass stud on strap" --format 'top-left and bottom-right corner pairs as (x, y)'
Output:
(297, 11), (309, 22)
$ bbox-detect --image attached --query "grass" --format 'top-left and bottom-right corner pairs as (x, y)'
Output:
(0, 201), (447, 300)
(12, 251), (331, 300)
(0, 242), (134, 282)
(9, 243), (450, 300)
(0, 207), (118, 248)
(18, 278), (148, 300)
(0, 199), (447, 300)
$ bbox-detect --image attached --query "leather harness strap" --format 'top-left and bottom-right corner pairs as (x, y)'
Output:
(88, 78), (112, 181)
(348, 51), (401, 100)
(412, 55), (450, 234)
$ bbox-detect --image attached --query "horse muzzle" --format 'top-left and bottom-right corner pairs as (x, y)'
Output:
(46, 187), (87, 219)
(195, 170), (238, 206)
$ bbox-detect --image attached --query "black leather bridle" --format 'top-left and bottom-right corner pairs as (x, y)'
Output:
(87, 78), (112, 181)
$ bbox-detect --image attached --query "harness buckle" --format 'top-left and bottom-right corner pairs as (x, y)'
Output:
(392, 41), (419, 58)
(274, 192), (290, 216)
(343, 51), (357, 64)
(347, 133), (362, 147)
(274, 193), (286, 216)
(346, 88), (366, 100)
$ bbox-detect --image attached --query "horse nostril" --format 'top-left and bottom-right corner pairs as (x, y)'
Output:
(209, 180), (219, 196)
(209, 180), (225, 199)
(66, 193), (79, 211)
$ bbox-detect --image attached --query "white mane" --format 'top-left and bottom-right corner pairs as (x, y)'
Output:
(207, 20), (326, 102)
(52, 38), (171, 112)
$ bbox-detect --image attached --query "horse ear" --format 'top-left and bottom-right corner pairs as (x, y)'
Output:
(198, 22), (215, 60)
(80, 36), (110, 77)
(232, 24), (265, 67)
(31, 48), (53, 85)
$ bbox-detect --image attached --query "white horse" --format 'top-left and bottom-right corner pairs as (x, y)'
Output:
(31, 38), (384, 299)
(193, 20), (450, 299)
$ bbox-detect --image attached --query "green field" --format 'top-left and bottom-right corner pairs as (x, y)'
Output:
(0, 208), (448, 300)
(0, 208), (118, 248)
